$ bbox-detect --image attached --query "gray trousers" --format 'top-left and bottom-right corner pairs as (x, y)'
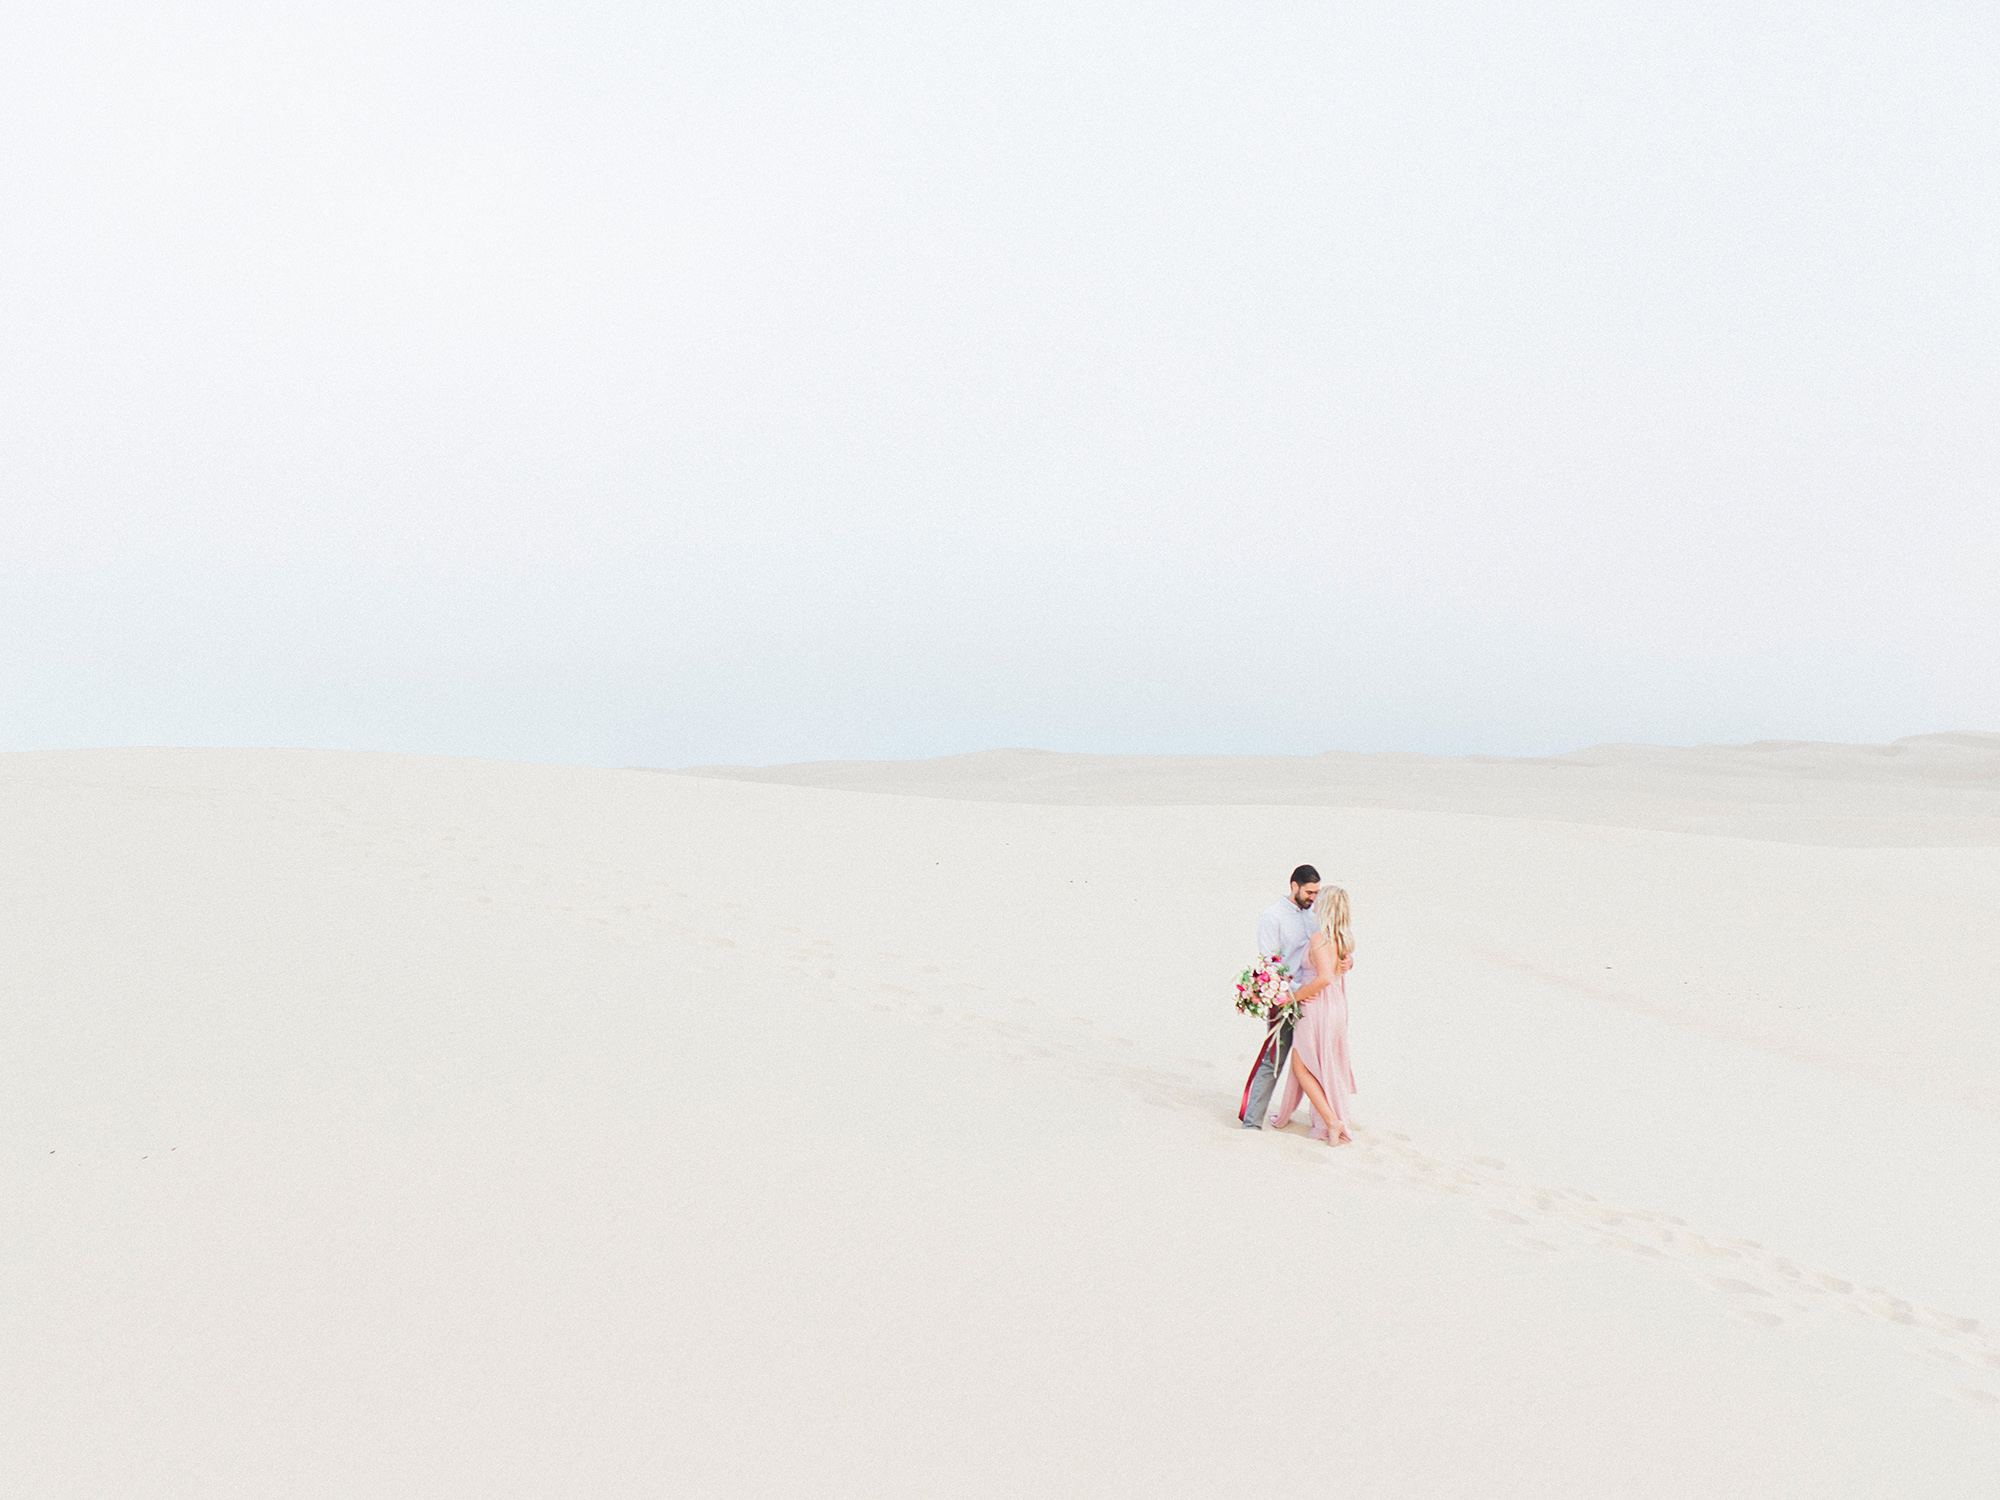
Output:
(1241, 1020), (1293, 1128)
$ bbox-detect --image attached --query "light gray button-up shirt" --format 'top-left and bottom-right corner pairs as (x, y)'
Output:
(1256, 898), (1317, 986)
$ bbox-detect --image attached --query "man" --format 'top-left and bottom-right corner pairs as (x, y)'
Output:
(1239, 864), (1320, 1128)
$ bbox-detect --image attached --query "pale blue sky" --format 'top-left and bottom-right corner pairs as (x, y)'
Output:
(4, 3), (1995, 765)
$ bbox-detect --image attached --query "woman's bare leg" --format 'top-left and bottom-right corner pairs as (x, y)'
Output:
(1288, 1051), (1345, 1141)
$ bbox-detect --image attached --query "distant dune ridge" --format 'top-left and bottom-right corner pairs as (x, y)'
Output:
(9, 739), (2000, 1496)
(675, 732), (2000, 847)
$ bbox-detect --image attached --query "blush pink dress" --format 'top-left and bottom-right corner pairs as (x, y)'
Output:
(1270, 941), (1356, 1139)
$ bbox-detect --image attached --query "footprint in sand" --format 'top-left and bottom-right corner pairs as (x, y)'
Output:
(1599, 1237), (1664, 1258)
(1858, 1292), (1920, 1326)
(1686, 1238), (1744, 1260)
(1482, 1209), (1530, 1225)
(1734, 1310), (1783, 1328)
(1920, 1307), (1981, 1334)
(1705, 1277), (1773, 1298)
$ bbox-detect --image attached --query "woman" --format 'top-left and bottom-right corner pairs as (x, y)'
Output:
(1270, 884), (1357, 1143)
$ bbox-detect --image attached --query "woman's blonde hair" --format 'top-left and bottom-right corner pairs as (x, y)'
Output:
(1315, 885), (1353, 962)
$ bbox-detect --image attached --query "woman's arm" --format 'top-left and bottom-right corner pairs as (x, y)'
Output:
(1293, 938), (1334, 1002)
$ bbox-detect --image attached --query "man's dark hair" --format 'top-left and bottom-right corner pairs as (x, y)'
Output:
(1290, 864), (1320, 886)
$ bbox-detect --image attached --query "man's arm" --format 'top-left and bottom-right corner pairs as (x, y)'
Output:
(1255, 908), (1282, 959)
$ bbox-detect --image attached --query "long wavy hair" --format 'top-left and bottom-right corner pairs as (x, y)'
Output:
(1315, 885), (1353, 963)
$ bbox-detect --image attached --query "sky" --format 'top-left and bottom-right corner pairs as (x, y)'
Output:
(3, 2), (1996, 766)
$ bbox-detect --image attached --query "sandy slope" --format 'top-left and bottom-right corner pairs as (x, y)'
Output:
(6, 746), (1999, 1497)
(680, 732), (2000, 847)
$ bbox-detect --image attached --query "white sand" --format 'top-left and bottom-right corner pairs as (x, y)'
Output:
(8, 742), (2000, 1495)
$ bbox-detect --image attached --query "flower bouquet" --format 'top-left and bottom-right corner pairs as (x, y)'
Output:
(1233, 954), (1299, 1029)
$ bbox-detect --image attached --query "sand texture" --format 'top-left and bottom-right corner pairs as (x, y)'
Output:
(8, 744), (2000, 1496)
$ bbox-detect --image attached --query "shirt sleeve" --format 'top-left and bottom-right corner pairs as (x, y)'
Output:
(1255, 908), (1282, 959)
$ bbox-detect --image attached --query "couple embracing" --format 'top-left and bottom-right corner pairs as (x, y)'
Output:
(1238, 864), (1357, 1143)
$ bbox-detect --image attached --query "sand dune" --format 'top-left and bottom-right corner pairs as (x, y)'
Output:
(7, 744), (1999, 1496)
(679, 731), (2000, 847)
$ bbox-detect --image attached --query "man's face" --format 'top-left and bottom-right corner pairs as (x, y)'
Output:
(1291, 881), (1319, 910)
